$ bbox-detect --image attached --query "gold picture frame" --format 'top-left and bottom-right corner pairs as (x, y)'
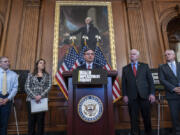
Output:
(53, 1), (116, 84)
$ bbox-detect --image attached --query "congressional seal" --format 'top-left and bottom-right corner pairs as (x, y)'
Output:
(78, 95), (103, 123)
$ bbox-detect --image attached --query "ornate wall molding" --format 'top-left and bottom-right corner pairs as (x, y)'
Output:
(24, 0), (41, 6)
(126, 0), (141, 8)
(159, 5), (179, 50)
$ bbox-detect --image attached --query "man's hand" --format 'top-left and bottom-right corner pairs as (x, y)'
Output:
(123, 96), (129, 105)
(35, 95), (42, 103)
(0, 98), (3, 105)
(149, 94), (156, 103)
(173, 87), (180, 94)
(0, 98), (9, 105)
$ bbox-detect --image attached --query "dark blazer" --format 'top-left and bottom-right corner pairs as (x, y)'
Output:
(70, 23), (99, 50)
(158, 63), (180, 99)
(122, 62), (155, 100)
(77, 63), (102, 70)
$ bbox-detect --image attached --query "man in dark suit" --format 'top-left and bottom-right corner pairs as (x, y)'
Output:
(66, 17), (100, 50)
(158, 49), (180, 135)
(78, 48), (101, 69)
(122, 49), (155, 135)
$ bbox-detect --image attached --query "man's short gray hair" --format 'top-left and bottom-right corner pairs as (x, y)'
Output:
(165, 49), (175, 55)
(0, 56), (8, 62)
(130, 49), (140, 56)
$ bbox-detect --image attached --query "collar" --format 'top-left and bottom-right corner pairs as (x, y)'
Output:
(131, 61), (138, 66)
(167, 61), (176, 66)
(0, 67), (9, 73)
(86, 62), (93, 68)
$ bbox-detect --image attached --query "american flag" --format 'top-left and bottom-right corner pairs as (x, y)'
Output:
(94, 46), (121, 102)
(55, 46), (79, 99)
(56, 44), (121, 102)
(71, 45), (88, 70)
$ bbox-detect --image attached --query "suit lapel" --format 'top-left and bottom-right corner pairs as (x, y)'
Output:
(165, 63), (177, 78)
(136, 63), (141, 77)
(128, 64), (135, 77)
(176, 63), (180, 79)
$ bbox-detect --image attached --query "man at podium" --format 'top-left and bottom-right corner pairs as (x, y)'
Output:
(77, 48), (102, 69)
(67, 47), (115, 135)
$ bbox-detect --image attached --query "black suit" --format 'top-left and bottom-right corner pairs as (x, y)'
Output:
(158, 62), (180, 135)
(77, 63), (102, 70)
(70, 23), (99, 50)
(122, 62), (155, 135)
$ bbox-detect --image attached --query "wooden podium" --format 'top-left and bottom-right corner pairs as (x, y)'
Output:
(63, 69), (117, 135)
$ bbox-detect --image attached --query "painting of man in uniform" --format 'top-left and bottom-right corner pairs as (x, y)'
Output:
(58, 6), (111, 67)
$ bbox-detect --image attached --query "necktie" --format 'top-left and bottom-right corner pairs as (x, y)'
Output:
(133, 64), (136, 76)
(88, 64), (91, 69)
(171, 62), (177, 76)
(2, 71), (7, 95)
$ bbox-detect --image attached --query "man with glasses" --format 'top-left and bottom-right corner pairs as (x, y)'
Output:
(78, 48), (101, 69)
(0, 56), (18, 135)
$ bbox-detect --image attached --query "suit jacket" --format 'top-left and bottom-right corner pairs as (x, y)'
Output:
(158, 63), (180, 99)
(122, 62), (155, 100)
(77, 63), (102, 70)
(25, 73), (52, 101)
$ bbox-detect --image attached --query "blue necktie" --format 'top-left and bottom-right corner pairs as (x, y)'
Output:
(171, 62), (177, 76)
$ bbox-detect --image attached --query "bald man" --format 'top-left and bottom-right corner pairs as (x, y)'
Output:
(122, 49), (155, 135)
(158, 50), (180, 135)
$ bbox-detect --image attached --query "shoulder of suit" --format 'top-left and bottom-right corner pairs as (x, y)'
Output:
(176, 62), (180, 65)
(77, 64), (86, 69)
(159, 63), (167, 67)
(138, 62), (147, 65)
(123, 64), (130, 68)
(94, 63), (100, 66)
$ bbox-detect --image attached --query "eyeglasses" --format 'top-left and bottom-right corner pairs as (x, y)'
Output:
(0, 60), (9, 63)
(85, 53), (95, 56)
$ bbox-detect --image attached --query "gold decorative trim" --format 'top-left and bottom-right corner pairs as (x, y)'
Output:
(53, 1), (117, 84)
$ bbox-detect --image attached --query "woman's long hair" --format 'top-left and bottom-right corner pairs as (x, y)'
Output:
(32, 58), (48, 76)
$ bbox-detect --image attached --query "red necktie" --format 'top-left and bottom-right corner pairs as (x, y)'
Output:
(88, 64), (91, 69)
(133, 64), (136, 76)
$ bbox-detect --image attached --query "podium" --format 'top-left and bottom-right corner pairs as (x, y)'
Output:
(63, 69), (117, 135)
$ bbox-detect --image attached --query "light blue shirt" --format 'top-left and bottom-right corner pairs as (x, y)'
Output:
(0, 67), (18, 100)
(131, 61), (138, 70)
